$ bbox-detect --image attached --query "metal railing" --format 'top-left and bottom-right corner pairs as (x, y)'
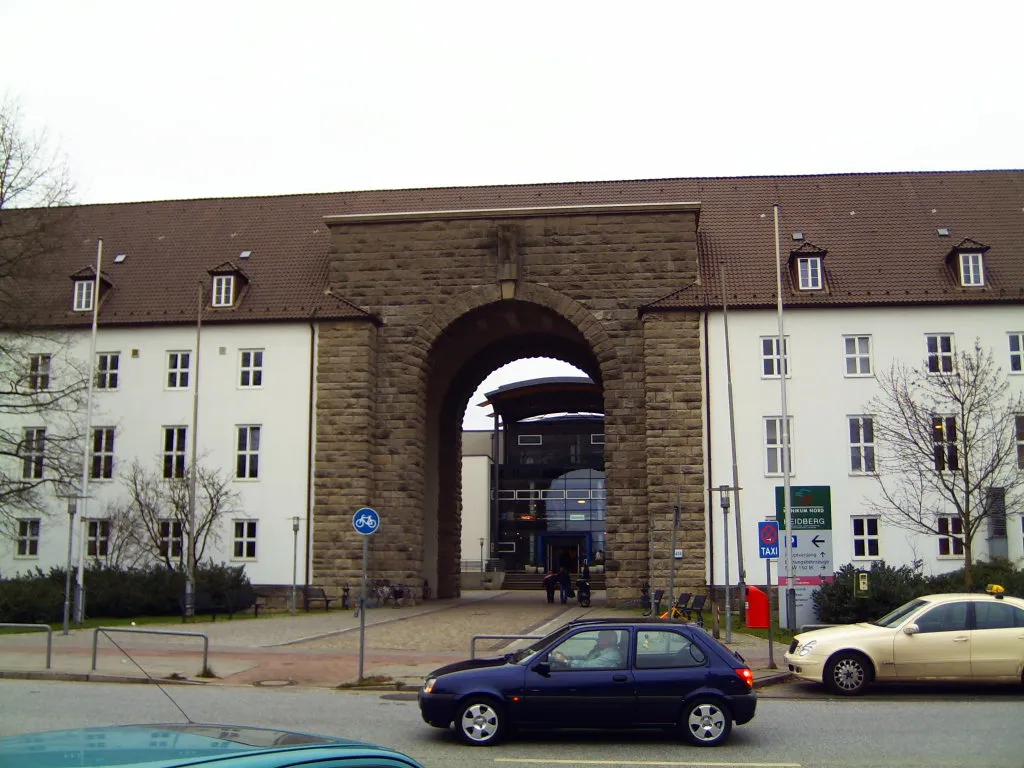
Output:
(470, 633), (544, 659)
(91, 627), (210, 673)
(0, 623), (53, 669)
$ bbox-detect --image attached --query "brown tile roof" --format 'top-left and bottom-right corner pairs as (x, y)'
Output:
(9, 170), (1023, 328)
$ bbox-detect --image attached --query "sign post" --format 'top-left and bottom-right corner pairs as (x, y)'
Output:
(757, 519), (780, 669)
(352, 507), (380, 681)
(775, 486), (834, 629)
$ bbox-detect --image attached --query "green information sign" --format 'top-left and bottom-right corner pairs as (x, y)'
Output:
(775, 485), (832, 530)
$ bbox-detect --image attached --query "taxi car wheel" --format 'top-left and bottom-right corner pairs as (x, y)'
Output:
(680, 697), (732, 747)
(825, 652), (872, 696)
(456, 696), (506, 746)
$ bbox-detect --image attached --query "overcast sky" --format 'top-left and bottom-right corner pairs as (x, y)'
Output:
(4, 1), (1021, 427)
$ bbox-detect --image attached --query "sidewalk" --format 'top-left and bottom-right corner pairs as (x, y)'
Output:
(0, 591), (791, 690)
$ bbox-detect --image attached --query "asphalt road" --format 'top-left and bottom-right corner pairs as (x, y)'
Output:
(1, 679), (1021, 767)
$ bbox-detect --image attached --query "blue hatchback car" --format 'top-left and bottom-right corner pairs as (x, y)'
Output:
(419, 617), (756, 747)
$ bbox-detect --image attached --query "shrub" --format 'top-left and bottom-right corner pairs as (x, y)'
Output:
(925, 558), (1023, 597)
(813, 561), (928, 624)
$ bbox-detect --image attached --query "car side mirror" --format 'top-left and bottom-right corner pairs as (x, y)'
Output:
(902, 624), (919, 636)
(533, 661), (551, 677)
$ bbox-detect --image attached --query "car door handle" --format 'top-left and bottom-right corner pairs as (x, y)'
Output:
(952, 636), (969, 643)
(612, 674), (628, 682)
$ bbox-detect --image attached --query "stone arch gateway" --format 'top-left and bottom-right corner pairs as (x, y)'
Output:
(312, 203), (707, 603)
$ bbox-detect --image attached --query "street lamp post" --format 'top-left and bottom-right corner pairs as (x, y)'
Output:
(479, 537), (485, 573)
(291, 516), (300, 615)
(719, 485), (732, 643)
(62, 498), (77, 635)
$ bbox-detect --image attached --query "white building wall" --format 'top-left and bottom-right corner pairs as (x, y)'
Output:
(0, 322), (315, 586)
(704, 304), (1024, 587)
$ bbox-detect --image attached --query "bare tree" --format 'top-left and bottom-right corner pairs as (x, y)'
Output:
(116, 460), (240, 568)
(0, 97), (85, 533)
(867, 340), (1024, 587)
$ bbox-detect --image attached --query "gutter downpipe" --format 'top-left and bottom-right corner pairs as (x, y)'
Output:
(703, 310), (715, 602)
(721, 261), (746, 620)
(305, 318), (317, 589)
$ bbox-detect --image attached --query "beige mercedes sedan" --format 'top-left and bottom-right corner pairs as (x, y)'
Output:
(784, 588), (1024, 695)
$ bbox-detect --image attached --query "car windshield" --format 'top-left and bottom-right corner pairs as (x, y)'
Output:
(507, 623), (580, 663)
(872, 598), (927, 627)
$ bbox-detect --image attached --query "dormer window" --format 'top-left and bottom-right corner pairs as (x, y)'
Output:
(212, 275), (235, 307)
(797, 257), (822, 290)
(73, 279), (94, 312)
(959, 252), (984, 287)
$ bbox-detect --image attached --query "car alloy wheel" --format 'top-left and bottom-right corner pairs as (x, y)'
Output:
(681, 697), (732, 747)
(456, 697), (505, 746)
(826, 652), (870, 695)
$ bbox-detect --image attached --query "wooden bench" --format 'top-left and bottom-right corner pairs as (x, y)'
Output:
(303, 586), (337, 611)
(227, 586), (265, 617)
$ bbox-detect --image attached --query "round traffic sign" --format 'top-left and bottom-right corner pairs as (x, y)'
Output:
(352, 507), (380, 535)
(760, 524), (778, 546)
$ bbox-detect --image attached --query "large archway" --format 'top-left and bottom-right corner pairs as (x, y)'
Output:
(312, 202), (707, 603)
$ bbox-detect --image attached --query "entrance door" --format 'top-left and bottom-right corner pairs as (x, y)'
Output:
(545, 535), (588, 573)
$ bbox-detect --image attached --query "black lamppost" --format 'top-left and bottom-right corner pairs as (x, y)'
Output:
(291, 516), (301, 614)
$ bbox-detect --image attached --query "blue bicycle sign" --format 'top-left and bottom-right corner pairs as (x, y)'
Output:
(352, 507), (380, 536)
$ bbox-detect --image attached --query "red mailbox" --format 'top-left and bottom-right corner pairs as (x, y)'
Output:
(745, 585), (770, 629)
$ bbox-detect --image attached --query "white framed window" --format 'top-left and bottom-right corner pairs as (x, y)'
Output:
(518, 434), (543, 445)
(16, 518), (40, 557)
(28, 354), (51, 390)
(239, 349), (264, 387)
(96, 352), (119, 389)
(958, 252), (984, 287)
(236, 425), (261, 479)
(843, 335), (872, 376)
(926, 334), (954, 374)
(90, 427), (115, 480)
(159, 519), (183, 560)
(162, 426), (187, 479)
(932, 416), (958, 472)
(797, 256), (822, 290)
(1015, 414), (1024, 470)
(74, 279), (95, 311)
(764, 416), (793, 475)
(233, 520), (257, 559)
(1009, 333), (1023, 373)
(212, 275), (235, 307)
(591, 433), (605, 445)
(87, 519), (110, 558)
(21, 427), (45, 479)
(937, 515), (964, 557)
(166, 351), (191, 389)
(848, 416), (875, 473)
(852, 517), (880, 558)
(761, 336), (789, 378)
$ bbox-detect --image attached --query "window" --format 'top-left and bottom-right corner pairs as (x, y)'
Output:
(90, 427), (115, 479)
(21, 428), (45, 479)
(797, 256), (822, 290)
(166, 351), (190, 389)
(843, 335), (872, 376)
(87, 519), (110, 558)
(212, 275), (234, 307)
(848, 417), (875, 473)
(96, 353), (119, 389)
(1010, 333), (1024, 373)
(591, 433), (605, 445)
(764, 417), (793, 475)
(239, 349), (263, 387)
(518, 435), (543, 445)
(761, 336), (789, 377)
(74, 279), (95, 311)
(549, 629), (627, 670)
(974, 601), (1024, 630)
(16, 519), (40, 557)
(233, 520), (257, 559)
(852, 517), (880, 558)
(938, 515), (964, 556)
(28, 354), (51, 390)
(915, 601), (969, 633)
(236, 425), (261, 479)
(959, 252), (984, 287)
(163, 427), (187, 479)
(1016, 415), (1024, 470)
(932, 416), (959, 472)
(158, 519), (183, 560)
(635, 629), (708, 669)
(926, 334), (954, 374)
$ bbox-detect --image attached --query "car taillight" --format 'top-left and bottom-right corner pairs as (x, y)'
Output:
(735, 667), (754, 688)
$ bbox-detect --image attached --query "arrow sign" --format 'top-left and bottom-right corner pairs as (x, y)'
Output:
(811, 534), (825, 548)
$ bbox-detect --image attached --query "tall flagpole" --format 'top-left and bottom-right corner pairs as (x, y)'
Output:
(185, 282), (202, 618)
(774, 205), (796, 630)
(73, 238), (102, 624)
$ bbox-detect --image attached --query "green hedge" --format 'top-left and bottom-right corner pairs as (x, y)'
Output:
(813, 558), (1023, 624)
(0, 562), (250, 624)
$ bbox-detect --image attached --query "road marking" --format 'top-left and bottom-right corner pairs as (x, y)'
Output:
(495, 760), (800, 767)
